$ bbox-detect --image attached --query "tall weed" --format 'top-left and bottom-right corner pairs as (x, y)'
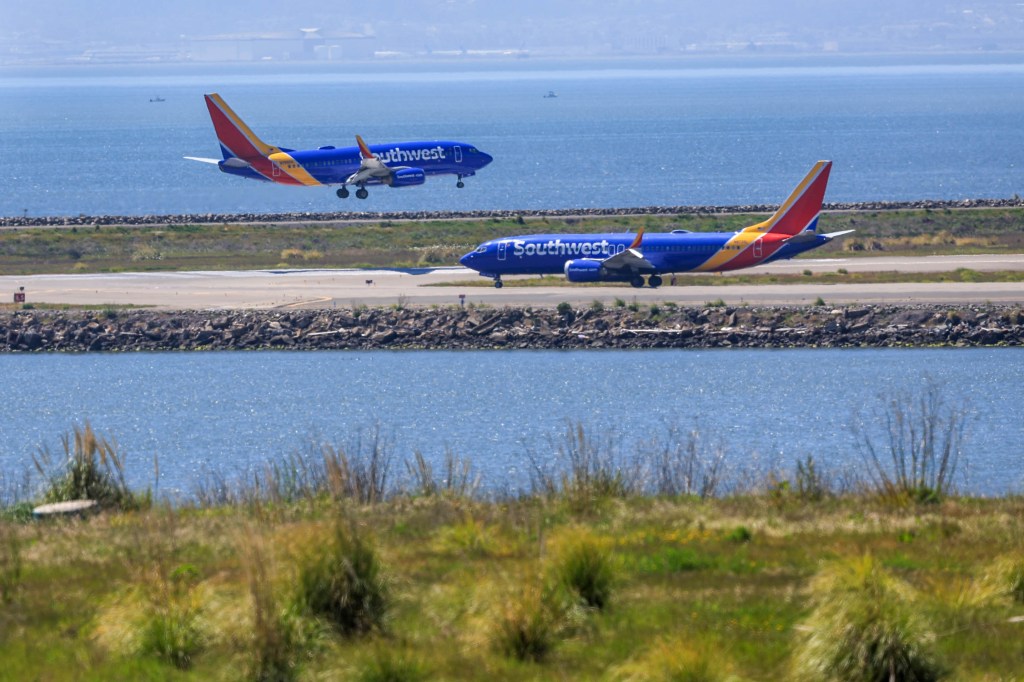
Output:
(244, 529), (304, 682)
(32, 423), (144, 511)
(854, 379), (969, 503)
(0, 522), (22, 603)
(644, 425), (728, 499)
(404, 449), (479, 499)
(527, 422), (639, 511)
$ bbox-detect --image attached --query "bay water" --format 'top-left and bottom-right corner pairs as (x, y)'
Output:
(1, 348), (1020, 500)
(2, 58), (1023, 216)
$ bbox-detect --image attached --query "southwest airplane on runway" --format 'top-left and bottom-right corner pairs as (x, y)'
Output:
(186, 93), (493, 199)
(460, 161), (853, 288)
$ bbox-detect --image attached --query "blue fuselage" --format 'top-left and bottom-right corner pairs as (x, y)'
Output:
(221, 140), (493, 184)
(459, 230), (832, 280)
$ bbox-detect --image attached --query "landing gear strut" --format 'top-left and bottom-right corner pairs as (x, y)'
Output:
(456, 174), (465, 189)
(492, 276), (503, 289)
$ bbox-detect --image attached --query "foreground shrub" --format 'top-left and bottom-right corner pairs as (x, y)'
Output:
(792, 554), (945, 681)
(491, 583), (566, 663)
(294, 521), (390, 637)
(555, 535), (615, 610)
(983, 555), (1024, 604)
(32, 422), (143, 511)
(139, 598), (205, 671)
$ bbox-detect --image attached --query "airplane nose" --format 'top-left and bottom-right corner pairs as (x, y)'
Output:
(479, 151), (494, 167)
(459, 252), (474, 268)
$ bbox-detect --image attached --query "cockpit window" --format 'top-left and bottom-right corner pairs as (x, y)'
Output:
(476, 245), (487, 253)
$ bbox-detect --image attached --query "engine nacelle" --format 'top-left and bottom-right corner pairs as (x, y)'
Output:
(564, 259), (605, 283)
(387, 167), (426, 187)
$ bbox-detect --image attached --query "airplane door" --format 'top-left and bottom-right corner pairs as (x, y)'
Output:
(272, 162), (280, 177)
(753, 238), (763, 259)
(454, 146), (463, 163)
(498, 241), (507, 261)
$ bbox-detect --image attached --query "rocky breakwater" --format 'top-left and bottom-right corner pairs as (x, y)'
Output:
(2, 305), (1023, 352)
(3, 198), (1024, 228)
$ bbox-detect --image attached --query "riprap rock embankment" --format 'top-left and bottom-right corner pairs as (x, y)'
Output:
(2, 305), (1022, 352)
(3, 198), (1023, 228)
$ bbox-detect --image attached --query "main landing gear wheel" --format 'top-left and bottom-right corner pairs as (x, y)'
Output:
(336, 187), (350, 199)
(355, 187), (369, 199)
(648, 275), (663, 288)
(630, 275), (645, 289)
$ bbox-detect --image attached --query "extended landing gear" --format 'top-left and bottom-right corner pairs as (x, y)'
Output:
(492, 276), (503, 289)
(336, 185), (369, 199)
(630, 275), (645, 289)
(648, 275), (663, 288)
(456, 174), (465, 189)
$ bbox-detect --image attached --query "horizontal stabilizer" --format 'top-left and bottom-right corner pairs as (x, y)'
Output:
(183, 156), (221, 165)
(822, 229), (856, 240)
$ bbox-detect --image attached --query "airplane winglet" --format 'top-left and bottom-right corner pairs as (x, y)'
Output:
(628, 227), (645, 250)
(356, 135), (375, 160)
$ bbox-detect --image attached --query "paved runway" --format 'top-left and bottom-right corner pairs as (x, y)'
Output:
(3, 254), (1023, 310)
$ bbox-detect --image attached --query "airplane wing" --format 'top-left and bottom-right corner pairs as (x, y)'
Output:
(597, 228), (655, 271)
(343, 135), (396, 186)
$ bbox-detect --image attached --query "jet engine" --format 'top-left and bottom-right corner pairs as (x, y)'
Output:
(563, 259), (605, 282)
(386, 167), (426, 187)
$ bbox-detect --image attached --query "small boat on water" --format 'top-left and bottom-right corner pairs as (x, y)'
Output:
(543, 90), (558, 98)
(149, 96), (165, 103)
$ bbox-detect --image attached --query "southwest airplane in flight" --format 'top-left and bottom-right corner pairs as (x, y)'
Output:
(460, 161), (852, 288)
(186, 93), (493, 199)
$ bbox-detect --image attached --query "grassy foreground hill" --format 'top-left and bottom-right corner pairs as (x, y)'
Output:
(3, 423), (1024, 680)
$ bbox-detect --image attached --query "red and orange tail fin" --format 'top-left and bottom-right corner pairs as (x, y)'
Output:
(628, 227), (644, 250)
(356, 135), (376, 160)
(753, 161), (832, 236)
(203, 93), (278, 161)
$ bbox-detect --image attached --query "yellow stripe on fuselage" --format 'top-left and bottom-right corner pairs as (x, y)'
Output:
(267, 152), (322, 186)
(693, 233), (755, 272)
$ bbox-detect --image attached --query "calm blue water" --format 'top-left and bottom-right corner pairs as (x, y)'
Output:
(1, 60), (1023, 216)
(0, 349), (1021, 499)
